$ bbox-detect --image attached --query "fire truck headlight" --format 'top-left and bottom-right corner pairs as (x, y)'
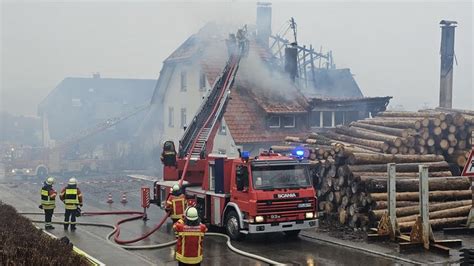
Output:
(11, 169), (16, 174)
(26, 169), (30, 173)
(305, 212), (314, 219)
(255, 216), (264, 223)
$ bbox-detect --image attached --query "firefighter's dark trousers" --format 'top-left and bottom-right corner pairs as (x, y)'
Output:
(44, 209), (54, 227)
(178, 262), (200, 266)
(64, 209), (77, 230)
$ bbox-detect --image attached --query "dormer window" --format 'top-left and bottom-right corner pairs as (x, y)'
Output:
(282, 115), (295, 128)
(268, 116), (280, 128)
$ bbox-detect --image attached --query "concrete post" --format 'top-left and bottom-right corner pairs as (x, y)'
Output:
(387, 163), (397, 236)
(419, 165), (430, 249)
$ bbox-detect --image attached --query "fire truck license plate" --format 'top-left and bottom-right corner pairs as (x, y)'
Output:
(270, 214), (281, 219)
(298, 203), (311, 208)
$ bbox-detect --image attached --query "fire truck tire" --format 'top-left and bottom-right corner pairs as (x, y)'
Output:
(225, 210), (244, 241)
(283, 229), (301, 238)
(36, 167), (48, 179)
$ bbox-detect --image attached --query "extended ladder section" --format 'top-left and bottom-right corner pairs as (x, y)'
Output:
(179, 28), (248, 160)
(56, 104), (149, 152)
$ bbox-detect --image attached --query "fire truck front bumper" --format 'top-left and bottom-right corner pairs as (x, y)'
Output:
(246, 219), (318, 234)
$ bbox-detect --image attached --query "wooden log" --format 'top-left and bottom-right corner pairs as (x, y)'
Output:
(365, 176), (470, 193)
(397, 205), (471, 223)
(338, 207), (348, 224)
(399, 217), (467, 231)
(372, 200), (471, 219)
(352, 171), (452, 178)
(373, 201), (419, 210)
(369, 190), (472, 202)
(350, 122), (411, 138)
(285, 136), (303, 143)
(358, 119), (421, 129)
(335, 126), (403, 147)
(378, 111), (443, 118)
(321, 131), (386, 151)
(348, 161), (450, 173)
(346, 153), (445, 165)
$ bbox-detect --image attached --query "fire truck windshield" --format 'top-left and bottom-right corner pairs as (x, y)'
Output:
(251, 164), (311, 190)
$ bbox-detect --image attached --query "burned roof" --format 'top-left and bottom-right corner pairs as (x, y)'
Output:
(309, 96), (392, 113)
(302, 68), (364, 98)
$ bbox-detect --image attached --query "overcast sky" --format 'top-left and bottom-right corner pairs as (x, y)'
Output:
(1, 0), (473, 116)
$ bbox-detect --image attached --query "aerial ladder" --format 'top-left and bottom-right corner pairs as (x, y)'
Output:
(177, 27), (248, 163)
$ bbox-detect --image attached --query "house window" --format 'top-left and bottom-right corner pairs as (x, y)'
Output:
(71, 98), (82, 107)
(199, 72), (206, 91)
(335, 111), (344, 126)
(344, 111), (359, 125)
(180, 108), (187, 128)
(322, 111), (333, 128)
(268, 116), (280, 128)
(282, 115), (295, 128)
(219, 123), (227, 135)
(180, 71), (187, 91)
(168, 107), (174, 127)
(310, 111), (321, 128)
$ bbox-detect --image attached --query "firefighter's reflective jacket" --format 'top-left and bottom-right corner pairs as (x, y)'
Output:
(60, 185), (83, 210)
(173, 222), (207, 264)
(41, 185), (57, 210)
(166, 194), (186, 220)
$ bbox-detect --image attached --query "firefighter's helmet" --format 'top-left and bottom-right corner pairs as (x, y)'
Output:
(171, 184), (180, 192)
(46, 177), (55, 185)
(68, 177), (77, 185)
(185, 207), (199, 221)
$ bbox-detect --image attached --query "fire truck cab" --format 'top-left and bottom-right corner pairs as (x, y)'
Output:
(154, 149), (318, 240)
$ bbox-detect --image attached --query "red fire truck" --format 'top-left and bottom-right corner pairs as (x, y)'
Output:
(152, 28), (318, 240)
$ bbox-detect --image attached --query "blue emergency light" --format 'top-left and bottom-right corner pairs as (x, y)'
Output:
(292, 147), (305, 159)
(295, 149), (304, 157)
(241, 151), (250, 160)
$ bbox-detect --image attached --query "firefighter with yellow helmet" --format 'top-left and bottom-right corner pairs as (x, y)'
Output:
(166, 183), (187, 223)
(40, 177), (57, 230)
(173, 207), (207, 265)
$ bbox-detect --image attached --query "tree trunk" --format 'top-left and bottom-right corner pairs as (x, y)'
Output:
(348, 161), (450, 173)
(352, 171), (452, 178)
(369, 190), (472, 201)
(373, 201), (419, 210)
(366, 176), (470, 193)
(335, 126), (403, 147)
(349, 122), (411, 138)
(371, 200), (471, 219)
(321, 131), (386, 151)
(398, 217), (467, 231)
(346, 153), (445, 165)
(397, 205), (471, 223)
(358, 119), (421, 129)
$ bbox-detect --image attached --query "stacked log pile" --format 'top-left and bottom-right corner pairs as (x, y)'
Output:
(273, 109), (474, 231)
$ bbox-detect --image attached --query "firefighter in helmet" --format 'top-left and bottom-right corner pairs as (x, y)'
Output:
(166, 184), (186, 223)
(161, 141), (177, 167)
(60, 177), (83, 231)
(173, 207), (207, 265)
(40, 177), (57, 230)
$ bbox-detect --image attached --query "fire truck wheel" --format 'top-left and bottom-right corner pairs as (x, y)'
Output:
(37, 167), (48, 179)
(283, 229), (301, 238)
(225, 210), (244, 241)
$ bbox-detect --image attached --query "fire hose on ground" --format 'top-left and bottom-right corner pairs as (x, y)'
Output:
(20, 212), (283, 265)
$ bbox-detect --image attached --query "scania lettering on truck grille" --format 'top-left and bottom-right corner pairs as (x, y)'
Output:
(274, 193), (298, 199)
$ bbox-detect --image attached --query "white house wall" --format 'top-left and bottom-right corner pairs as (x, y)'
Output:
(161, 61), (210, 147)
(212, 118), (240, 158)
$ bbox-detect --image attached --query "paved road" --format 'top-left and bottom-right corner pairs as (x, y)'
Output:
(0, 174), (402, 265)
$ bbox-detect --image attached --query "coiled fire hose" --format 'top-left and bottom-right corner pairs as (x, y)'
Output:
(21, 212), (284, 265)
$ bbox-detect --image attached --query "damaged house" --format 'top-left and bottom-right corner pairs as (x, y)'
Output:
(140, 2), (391, 159)
(38, 75), (156, 168)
